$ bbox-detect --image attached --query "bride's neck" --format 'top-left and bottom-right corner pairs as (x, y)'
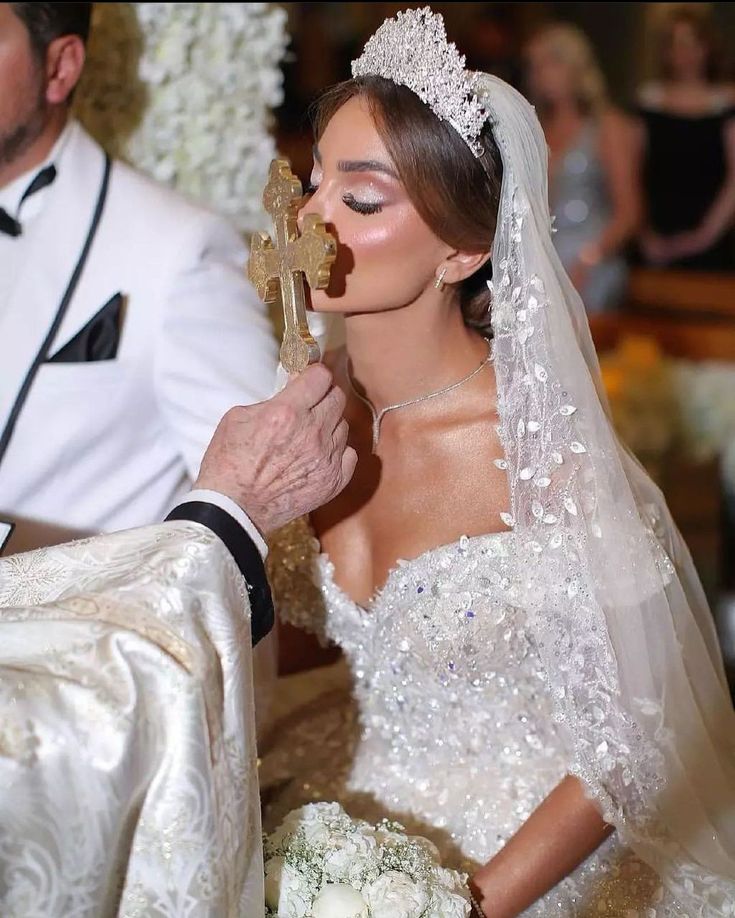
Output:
(343, 295), (486, 410)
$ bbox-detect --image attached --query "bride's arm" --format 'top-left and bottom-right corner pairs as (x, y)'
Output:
(470, 775), (613, 918)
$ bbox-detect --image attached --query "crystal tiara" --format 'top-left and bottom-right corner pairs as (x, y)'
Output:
(351, 7), (489, 158)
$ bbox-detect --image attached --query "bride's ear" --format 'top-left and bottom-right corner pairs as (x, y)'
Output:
(439, 248), (492, 286)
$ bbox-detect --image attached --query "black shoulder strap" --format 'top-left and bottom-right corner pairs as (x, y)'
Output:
(0, 154), (112, 466)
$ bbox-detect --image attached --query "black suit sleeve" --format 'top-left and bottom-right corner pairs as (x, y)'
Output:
(165, 501), (274, 647)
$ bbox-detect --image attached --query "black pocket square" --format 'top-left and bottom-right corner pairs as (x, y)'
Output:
(47, 292), (124, 363)
(0, 519), (14, 554)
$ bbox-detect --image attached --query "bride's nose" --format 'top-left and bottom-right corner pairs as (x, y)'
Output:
(297, 187), (317, 232)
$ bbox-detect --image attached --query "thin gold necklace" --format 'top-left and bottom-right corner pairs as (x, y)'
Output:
(345, 341), (492, 452)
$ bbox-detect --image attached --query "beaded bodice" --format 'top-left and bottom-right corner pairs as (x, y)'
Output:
(265, 519), (671, 912)
(268, 518), (568, 856)
(319, 531), (556, 768)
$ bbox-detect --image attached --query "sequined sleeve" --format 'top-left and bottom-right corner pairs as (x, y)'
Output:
(266, 518), (331, 646)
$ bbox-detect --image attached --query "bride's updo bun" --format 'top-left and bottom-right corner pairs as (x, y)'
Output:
(313, 76), (503, 333)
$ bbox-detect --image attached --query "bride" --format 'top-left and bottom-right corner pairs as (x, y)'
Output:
(260, 8), (735, 916)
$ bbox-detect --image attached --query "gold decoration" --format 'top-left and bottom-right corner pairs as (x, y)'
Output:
(248, 159), (336, 373)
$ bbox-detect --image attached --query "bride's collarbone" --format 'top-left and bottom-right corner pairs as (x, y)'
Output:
(313, 474), (507, 608)
(311, 382), (508, 604)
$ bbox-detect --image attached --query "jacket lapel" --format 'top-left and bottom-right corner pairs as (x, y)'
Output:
(0, 121), (108, 430)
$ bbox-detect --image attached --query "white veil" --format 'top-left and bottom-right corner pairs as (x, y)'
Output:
(479, 72), (735, 911)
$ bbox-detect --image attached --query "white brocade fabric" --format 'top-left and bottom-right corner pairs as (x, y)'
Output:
(0, 521), (264, 918)
(260, 518), (677, 916)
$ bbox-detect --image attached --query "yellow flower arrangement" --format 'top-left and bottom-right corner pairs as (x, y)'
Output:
(599, 335), (677, 480)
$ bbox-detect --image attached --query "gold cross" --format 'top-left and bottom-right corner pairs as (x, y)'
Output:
(248, 159), (337, 373)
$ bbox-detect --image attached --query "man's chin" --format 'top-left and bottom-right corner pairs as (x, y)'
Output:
(0, 106), (49, 169)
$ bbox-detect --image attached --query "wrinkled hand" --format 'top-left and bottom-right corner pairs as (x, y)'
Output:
(195, 364), (357, 536)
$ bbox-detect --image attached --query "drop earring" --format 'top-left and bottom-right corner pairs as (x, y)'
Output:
(434, 268), (447, 290)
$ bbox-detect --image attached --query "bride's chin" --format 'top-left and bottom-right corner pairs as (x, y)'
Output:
(308, 290), (350, 314)
(308, 289), (394, 317)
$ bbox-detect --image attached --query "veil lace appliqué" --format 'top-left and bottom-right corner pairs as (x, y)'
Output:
(481, 72), (735, 914)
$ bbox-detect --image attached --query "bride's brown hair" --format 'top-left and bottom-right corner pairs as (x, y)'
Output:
(313, 76), (503, 333)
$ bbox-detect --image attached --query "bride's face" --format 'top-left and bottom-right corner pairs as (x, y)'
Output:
(299, 96), (450, 315)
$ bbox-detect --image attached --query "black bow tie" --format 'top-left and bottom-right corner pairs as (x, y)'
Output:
(0, 164), (57, 237)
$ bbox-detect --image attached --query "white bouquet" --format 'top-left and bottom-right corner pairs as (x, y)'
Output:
(264, 802), (471, 918)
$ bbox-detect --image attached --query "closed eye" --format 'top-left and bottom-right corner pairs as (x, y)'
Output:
(342, 193), (383, 215)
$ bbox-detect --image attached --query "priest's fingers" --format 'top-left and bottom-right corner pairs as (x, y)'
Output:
(278, 363), (333, 411)
(338, 446), (358, 490)
(313, 383), (347, 434)
(332, 418), (349, 454)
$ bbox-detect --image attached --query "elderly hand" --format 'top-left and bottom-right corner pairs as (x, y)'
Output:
(195, 364), (356, 536)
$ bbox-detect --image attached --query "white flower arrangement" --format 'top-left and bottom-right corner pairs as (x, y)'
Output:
(264, 802), (471, 918)
(672, 360), (735, 496)
(74, 2), (288, 233)
(599, 335), (735, 492)
(671, 361), (735, 466)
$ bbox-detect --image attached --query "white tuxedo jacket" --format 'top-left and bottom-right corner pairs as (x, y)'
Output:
(0, 121), (278, 551)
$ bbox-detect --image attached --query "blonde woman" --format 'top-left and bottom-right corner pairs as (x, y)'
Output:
(524, 24), (639, 311)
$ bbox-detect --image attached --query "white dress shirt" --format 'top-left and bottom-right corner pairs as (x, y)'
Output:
(0, 125), (71, 320)
(181, 488), (268, 558)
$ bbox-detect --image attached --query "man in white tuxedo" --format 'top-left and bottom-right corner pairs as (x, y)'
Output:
(0, 2), (279, 554)
(0, 361), (356, 916)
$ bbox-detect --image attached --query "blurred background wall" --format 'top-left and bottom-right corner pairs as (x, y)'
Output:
(275, 2), (735, 170)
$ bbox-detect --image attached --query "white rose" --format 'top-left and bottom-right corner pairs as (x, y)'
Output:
(266, 807), (311, 851)
(263, 857), (311, 918)
(422, 869), (471, 918)
(363, 871), (430, 918)
(311, 884), (369, 918)
(304, 801), (346, 822)
(301, 819), (332, 847)
(423, 888), (472, 918)
(322, 834), (378, 885)
(434, 866), (470, 894)
(288, 802), (341, 834)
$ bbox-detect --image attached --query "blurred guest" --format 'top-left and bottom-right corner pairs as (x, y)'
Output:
(0, 3), (278, 554)
(524, 23), (639, 312)
(635, 6), (735, 271)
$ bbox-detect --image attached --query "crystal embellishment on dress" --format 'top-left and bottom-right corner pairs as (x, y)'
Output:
(351, 7), (489, 157)
(262, 520), (671, 914)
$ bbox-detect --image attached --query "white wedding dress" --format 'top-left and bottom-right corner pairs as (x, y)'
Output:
(259, 517), (678, 916)
(260, 18), (735, 912)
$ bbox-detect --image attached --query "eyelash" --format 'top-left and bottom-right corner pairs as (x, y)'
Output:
(306, 184), (383, 216)
(343, 193), (383, 215)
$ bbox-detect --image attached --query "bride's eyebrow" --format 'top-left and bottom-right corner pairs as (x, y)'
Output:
(312, 144), (397, 179)
(337, 159), (397, 179)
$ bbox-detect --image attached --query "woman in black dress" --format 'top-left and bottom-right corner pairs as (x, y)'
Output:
(636, 6), (735, 271)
